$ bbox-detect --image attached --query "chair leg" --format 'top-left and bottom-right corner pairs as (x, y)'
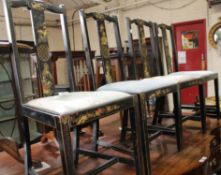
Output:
(173, 91), (183, 151)
(120, 110), (129, 143)
(22, 117), (33, 175)
(136, 95), (152, 175)
(129, 107), (143, 175)
(199, 84), (206, 133)
(92, 120), (99, 152)
(214, 78), (220, 120)
(56, 118), (75, 175)
(73, 127), (80, 167)
(152, 98), (161, 125)
(157, 96), (166, 124)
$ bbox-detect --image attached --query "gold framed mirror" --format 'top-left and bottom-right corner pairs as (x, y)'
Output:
(209, 17), (221, 49)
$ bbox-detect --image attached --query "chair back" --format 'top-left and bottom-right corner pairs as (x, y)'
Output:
(158, 24), (179, 74)
(126, 18), (158, 78)
(79, 10), (126, 88)
(3, 0), (76, 106)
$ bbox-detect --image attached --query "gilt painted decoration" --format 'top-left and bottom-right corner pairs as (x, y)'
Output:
(31, 2), (54, 96)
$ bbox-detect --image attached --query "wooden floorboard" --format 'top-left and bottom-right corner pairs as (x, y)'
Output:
(0, 114), (220, 175)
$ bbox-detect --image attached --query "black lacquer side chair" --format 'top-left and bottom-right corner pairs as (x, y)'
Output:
(152, 23), (206, 132)
(79, 10), (183, 152)
(124, 17), (185, 149)
(82, 8), (127, 146)
(159, 24), (220, 119)
(122, 18), (164, 138)
(78, 9), (128, 154)
(153, 23), (220, 132)
(79, 11), (152, 171)
(3, 0), (150, 175)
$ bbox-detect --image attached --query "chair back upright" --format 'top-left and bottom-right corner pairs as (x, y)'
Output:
(79, 10), (126, 89)
(126, 18), (158, 78)
(157, 24), (179, 74)
(3, 0), (76, 105)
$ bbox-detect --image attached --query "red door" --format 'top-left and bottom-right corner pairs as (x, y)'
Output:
(173, 19), (207, 104)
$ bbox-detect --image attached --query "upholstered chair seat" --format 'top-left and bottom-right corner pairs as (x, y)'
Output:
(163, 74), (195, 84)
(98, 76), (177, 94)
(24, 91), (131, 116)
(169, 71), (217, 79)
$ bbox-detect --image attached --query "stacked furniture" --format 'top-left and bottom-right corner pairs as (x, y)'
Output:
(0, 42), (40, 146)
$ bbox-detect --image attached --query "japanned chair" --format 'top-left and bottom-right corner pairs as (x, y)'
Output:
(153, 23), (220, 133)
(124, 17), (186, 149)
(79, 10), (183, 152)
(78, 10), (127, 157)
(3, 0), (150, 174)
(159, 24), (220, 119)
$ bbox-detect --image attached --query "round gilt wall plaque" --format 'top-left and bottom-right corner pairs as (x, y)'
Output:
(209, 17), (221, 49)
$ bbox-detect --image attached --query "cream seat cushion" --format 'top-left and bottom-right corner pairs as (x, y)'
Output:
(167, 74), (197, 83)
(23, 91), (131, 117)
(98, 76), (177, 94)
(169, 71), (217, 79)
